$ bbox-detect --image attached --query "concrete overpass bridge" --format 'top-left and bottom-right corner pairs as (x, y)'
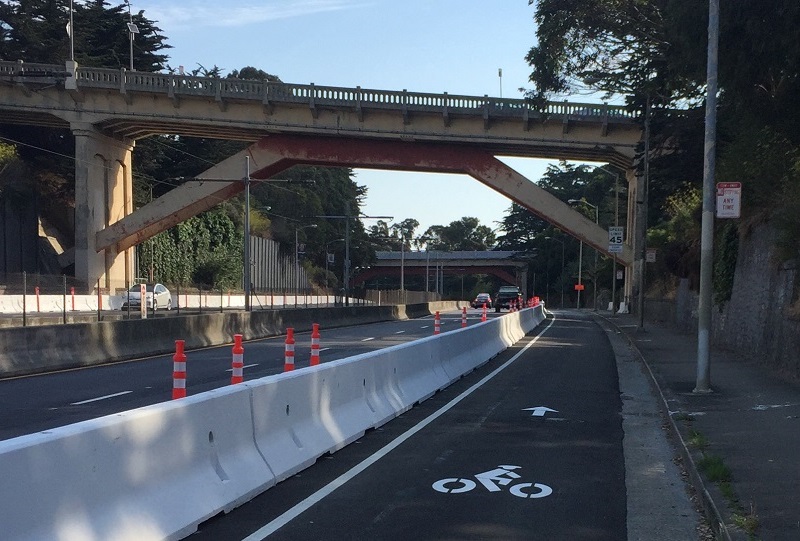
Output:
(0, 60), (644, 301)
(353, 251), (529, 294)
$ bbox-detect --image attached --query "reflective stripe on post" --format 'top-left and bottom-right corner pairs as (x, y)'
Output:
(231, 334), (244, 384)
(310, 323), (321, 366)
(172, 340), (187, 399)
(284, 328), (295, 372)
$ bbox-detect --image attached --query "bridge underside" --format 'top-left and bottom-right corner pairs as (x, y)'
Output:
(353, 265), (519, 288)
(98, 133), (634, 270)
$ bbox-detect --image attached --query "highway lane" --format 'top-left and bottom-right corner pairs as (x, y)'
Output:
(0, 308), (482, 441)
(188, 311), (629, 541)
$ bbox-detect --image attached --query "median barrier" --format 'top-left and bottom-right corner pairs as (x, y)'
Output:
(0, 303), (546, 541)
(0, 303), (444, 378)
(0, 385), (271, 541)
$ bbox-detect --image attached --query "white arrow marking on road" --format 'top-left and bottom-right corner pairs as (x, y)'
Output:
(523, 407), (558, 417)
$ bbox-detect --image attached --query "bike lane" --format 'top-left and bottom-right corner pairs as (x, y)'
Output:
(192, 313), (626, 541)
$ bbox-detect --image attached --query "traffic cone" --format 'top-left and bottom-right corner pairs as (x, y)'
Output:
(172, 340), (187, 399)
(284, 328), (295, 371)
(434, 311), (441, 335)
(231, 334), (244, 384)
(310, 323), (321, 366)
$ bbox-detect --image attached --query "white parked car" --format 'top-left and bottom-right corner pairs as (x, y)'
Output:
(121, 283), (172, 311)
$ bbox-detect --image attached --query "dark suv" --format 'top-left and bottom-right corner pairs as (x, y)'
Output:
(494, 286), (523, 312)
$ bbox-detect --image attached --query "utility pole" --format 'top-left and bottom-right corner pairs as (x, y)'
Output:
(695, 0), (719, 394)
(243, 158), (251, 311)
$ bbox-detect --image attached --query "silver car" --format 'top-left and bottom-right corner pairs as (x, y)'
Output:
(121, 283), (172, 311)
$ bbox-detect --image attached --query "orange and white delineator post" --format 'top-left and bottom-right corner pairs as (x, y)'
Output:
(310, 323), (321, 366)
(284, 328), (295, 372)
(434, 311), (441, 335)
(231, 334), (244, 384)
(172, 340), (187, 399)
(461, 306), (467, 328)
(481, 304), (487, 322)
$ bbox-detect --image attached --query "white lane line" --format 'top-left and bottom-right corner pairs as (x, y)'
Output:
(319, 347), (332, 352)
(394, 331), (405, 334)
(226, 364), (259, 372)
(420, 325), (429, 329)
(361, 337), (375, 342)
(71, 391), (132, 405)
(242, 316), (556, 541)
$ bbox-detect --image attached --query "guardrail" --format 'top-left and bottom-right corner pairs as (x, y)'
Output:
(0, 60), (637, 122)
(0, 304), (546, 541)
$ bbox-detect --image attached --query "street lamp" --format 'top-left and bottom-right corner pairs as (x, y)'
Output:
(295, 224), (318, 293)
(568, 198), (599, 310)
(544, 236), (565, 308)
(125, 1), (139, 72)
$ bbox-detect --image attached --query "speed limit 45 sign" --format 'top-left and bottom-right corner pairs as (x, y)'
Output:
(608, 226), (624, 253)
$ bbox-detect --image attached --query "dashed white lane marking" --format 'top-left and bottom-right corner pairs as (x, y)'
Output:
(226, 364), (259, 372)
(320, 347), (332, 352)
(71, 391), (132, 405)
(242, 316), (556, 541)
(361, 337), (375, 342)
(394, 331), (405, 334)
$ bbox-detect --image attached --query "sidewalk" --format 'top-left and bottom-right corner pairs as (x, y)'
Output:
(605, 312), (800, 541)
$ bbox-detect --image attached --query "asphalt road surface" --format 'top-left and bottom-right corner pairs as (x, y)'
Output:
(188, 311), (628, 541)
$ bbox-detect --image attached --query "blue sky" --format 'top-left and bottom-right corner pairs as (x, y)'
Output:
(134, 0), (599, 237)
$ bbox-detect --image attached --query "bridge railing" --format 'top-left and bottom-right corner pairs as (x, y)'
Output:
(0, 60), (638, 121)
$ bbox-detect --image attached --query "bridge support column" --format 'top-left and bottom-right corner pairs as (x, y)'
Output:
(72, 124), (134, 292)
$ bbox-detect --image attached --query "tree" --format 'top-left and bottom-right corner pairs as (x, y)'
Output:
(0, 1), (169, 70)
(526, 0), (800, 298)
(422, 217), (495, 251)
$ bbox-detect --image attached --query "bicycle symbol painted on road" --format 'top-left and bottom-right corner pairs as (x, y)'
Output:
(432, 464), (553, 499)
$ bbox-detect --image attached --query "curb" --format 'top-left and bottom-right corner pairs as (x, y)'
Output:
(596, 313), (735, 541)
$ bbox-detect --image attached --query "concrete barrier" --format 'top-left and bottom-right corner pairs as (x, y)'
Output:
(0, 303), (452, 378)
(0, 385), (271, 541)
(0, 304), (546, 541)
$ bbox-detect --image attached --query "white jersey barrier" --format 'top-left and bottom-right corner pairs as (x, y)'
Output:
(0, 305), (545, 541)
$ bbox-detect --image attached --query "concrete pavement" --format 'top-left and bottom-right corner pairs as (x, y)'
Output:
(603, 311), (800, 541)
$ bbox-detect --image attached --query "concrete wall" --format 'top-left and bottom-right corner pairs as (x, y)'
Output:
(649, 223), (800, 377)
(0, 302), (468, 378)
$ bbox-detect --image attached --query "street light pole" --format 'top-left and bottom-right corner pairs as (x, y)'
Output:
(594, 166), (622, 314)
(638, 96), (652, 329)
(243, 158), (251, 311)
(568, 198), (599, 310)
(324, 238), (345, 289)
(695, 0), (720, 393)
(545, 236), (565, 308)
(125, 1), (139, 71)
(295, 224), (318, 294)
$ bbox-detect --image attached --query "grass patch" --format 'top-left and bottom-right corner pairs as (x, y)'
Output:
(732, 507), (760, 537)
(718, 480), (737, 503)
(687, 429), (709, 450)
(697, 453), (732, 483)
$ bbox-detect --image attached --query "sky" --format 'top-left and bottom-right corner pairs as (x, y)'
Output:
(133, 0), (601, 237)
